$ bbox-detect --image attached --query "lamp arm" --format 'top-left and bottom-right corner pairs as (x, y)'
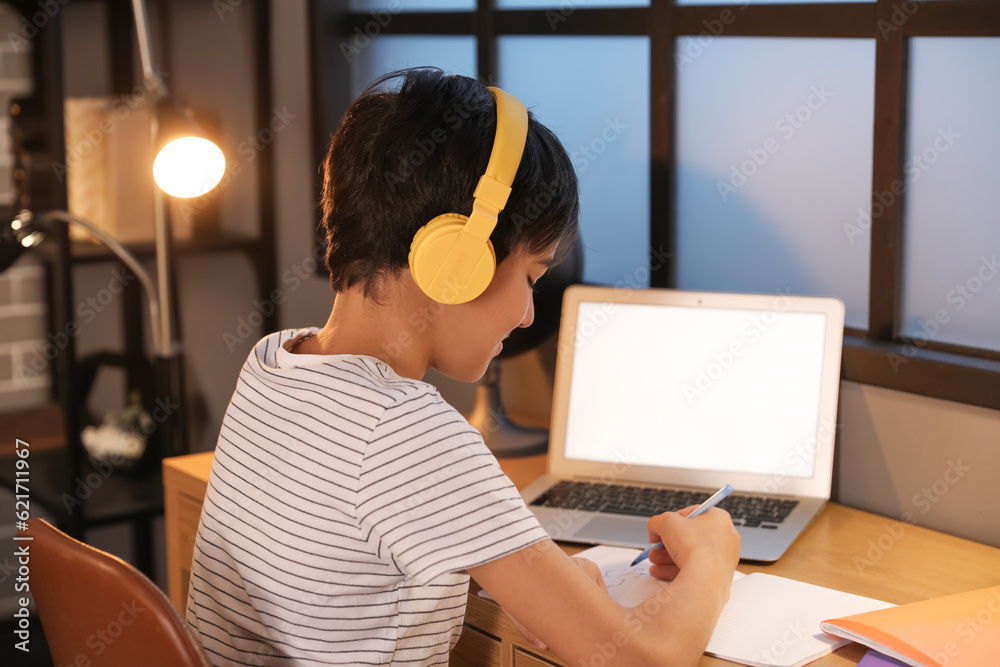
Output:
(41, 211), (163, 355)
(129, 0), (174, 360)
(130, 0), (167, 99)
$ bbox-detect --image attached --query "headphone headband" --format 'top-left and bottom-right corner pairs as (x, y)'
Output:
(459, 87), (528, 241)
(408, 86), (529, 304)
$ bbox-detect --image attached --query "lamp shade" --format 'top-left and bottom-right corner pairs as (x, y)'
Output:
(152, 98), (225, 198)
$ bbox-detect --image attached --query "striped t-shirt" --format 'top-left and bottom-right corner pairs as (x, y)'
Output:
(186, 329), (548, 666)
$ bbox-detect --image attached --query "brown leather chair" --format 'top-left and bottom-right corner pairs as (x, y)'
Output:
(27, 517), (212, 667)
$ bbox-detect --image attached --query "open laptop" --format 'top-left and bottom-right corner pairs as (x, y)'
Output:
(520, 285), (845, 562)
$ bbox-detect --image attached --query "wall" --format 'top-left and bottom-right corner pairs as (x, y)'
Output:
(268, 0), (1000, 551)
(0, 258), (49, 410)
(50, 0), (266, 451)
(3, 2), (995, 575)
(836, 382), (1000, 547)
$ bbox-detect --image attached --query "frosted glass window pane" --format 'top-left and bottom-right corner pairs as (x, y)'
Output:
(349, 36), (476, 101)
(499, 36), (650, 286)
(901, 38), (1000, 352)
(675, 37), (875, 330)
(349, 0), (473, 11)
(498, 0), (647, 8)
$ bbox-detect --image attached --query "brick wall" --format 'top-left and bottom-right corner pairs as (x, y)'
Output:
(0, 258), (51, 411)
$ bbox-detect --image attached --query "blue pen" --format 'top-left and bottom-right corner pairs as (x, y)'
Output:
(630, 483), (734, 566)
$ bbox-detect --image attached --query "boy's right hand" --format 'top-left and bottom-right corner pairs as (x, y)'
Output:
(645, 506), (740, 582)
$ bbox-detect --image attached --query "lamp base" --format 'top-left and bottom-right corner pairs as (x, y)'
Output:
(466, 360), (548, 458)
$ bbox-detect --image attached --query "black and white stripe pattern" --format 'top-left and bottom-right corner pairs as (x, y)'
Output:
(186, 329), (547, 666)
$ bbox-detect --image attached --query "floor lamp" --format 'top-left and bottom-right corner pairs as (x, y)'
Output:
(131, 0), (227, 457)
(3, 0), (226, 461)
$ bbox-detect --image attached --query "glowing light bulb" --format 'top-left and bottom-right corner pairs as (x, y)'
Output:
(152, 137), (226, 198)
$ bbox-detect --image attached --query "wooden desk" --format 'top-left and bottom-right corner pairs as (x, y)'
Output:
(164, 453), (1000, 667)
(163, 451), (215, 611)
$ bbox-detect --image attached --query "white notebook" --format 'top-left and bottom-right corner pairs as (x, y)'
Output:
(577, 546), (895, 667)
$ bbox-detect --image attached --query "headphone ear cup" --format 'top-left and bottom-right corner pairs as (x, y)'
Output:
(409, 213), (497, 304)
(410, 213), (468, 257)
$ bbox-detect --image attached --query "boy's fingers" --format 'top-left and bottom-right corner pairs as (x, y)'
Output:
(649, 563), (680, 581)
(647, 547), (674, 566)
(647, 511), (677, 542)
(503, 609), (548, 652)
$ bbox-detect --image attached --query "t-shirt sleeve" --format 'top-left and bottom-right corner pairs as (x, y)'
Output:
(356, 387), (549, 586)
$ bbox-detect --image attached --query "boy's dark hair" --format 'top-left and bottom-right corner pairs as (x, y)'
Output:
(320, 67), (579, 299)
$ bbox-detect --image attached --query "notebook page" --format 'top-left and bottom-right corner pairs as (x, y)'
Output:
(577, 545), (746, 608)
(481, 546), (892, 667)
(707, 573), (894, 667)
(479, 546), (746, 607)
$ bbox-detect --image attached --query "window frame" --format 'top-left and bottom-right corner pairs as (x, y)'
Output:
(309, 0), (1000, 410)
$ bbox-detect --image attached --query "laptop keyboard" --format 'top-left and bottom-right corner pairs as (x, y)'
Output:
(529, 480), (799, 528)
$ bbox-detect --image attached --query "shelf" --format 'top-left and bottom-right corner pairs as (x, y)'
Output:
(33, 232), (263, 266)
(0, 447), (164, 528)
(0, 403), (64, 457)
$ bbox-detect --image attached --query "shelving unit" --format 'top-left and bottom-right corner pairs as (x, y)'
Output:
(0, 0), (277, 578)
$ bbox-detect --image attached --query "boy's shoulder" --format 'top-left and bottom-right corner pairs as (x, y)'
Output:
(243, 328), (446, 408)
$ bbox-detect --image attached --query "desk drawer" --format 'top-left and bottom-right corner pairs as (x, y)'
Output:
(177, 492), (203, 564)
(175, 491), (204, 611)
(513, 647), (562, 667)
(451, 626), (501, 666)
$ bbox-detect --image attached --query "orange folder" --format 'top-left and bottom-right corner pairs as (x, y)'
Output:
(820, 586), (1000, 667)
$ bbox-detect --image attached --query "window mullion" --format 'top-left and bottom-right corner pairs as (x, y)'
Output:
(476, 0), (496, 84)
(651, 0), (674, 288)
(868, 0), (908, 341)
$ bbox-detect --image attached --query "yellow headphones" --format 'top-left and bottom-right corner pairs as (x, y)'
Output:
(408, 86), (528, 305)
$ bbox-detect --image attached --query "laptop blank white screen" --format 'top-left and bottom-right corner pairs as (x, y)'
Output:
(563, 301), (828, 480)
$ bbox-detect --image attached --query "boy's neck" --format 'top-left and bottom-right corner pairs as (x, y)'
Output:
(294, 282), (431, 381)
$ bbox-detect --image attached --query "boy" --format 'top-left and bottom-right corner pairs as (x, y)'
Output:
(186, 68), (739, 666)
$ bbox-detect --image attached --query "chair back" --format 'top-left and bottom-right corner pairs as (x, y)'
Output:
(27, 518), (211, 667)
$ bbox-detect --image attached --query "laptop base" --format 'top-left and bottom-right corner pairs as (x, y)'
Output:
(523, 475), (826, 563)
